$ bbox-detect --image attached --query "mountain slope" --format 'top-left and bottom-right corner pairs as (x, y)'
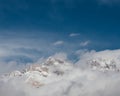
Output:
(0, 57), (74, 88)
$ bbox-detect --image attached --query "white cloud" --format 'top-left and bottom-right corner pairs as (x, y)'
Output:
(1, 50), (120, 96)
(53, 41), (64, 46)
(69, 33), (80, 37)
(80, 40), (90, 47)
(52, 52), (67, 60)
(75, 49), (88, 56)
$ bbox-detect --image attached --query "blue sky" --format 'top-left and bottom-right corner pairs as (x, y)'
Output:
(0, 0), (120, 63)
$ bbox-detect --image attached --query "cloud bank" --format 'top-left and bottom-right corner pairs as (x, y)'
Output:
(1, 49), (120, 96)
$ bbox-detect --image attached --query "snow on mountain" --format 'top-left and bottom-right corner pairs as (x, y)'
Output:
(1, 50), (120, 96)
(0, 56), (74, 88)
(76, 50), (120, 72)
(87, 58), (120, 72)
(1, 50), (120, 89)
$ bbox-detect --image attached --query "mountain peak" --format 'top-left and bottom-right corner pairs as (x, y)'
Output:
(0, 57), (72, 88)
(44, 57), (65, 66)
(88, 58), (120, 72)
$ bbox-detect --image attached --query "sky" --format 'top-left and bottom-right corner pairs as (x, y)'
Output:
(1, 1), (120, 95)
(0, 0), (120, 64)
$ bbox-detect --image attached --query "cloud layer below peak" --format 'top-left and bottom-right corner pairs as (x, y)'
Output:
(1, 49), (120, 96)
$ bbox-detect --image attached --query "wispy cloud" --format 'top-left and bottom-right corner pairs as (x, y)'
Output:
(69, 33), (80, 37)
(53, 40), (64, 46)
(80, 40), (90, 47)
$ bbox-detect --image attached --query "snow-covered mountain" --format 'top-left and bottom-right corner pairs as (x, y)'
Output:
(0, 57), (74, 88)
(1, 50), (120, 96)
(75, 50), (120, 72)
(1, 50), (120, 89)
(88, 58), (120, 72)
